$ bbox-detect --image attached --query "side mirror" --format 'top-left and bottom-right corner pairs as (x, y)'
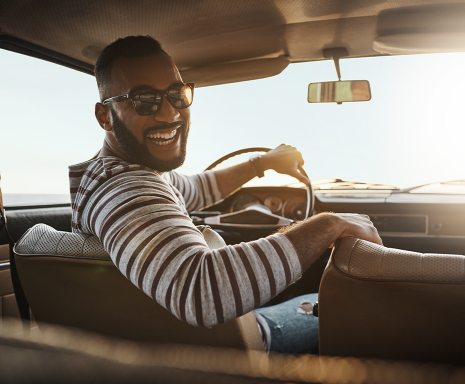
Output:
(308, 80), (371, 103)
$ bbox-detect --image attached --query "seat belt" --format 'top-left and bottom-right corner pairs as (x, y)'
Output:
(0, 179), (30, 334)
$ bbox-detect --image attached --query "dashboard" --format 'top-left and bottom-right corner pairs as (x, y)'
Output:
(205, 186), (465, 254)
(228, 187), (308, 221)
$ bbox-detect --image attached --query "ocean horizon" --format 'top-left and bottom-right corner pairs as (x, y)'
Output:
(3, 194), (71, 207)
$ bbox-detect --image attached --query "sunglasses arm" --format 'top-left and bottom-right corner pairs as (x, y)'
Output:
(102, 94), (130, 104)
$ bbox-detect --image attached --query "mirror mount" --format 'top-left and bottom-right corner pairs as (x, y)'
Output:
(308, 48), (371, 105)
(323, 47), (349, 81)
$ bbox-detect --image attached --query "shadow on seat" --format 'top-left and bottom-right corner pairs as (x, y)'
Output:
(319, 237), (465, 364)
(13, 224), (264, 351)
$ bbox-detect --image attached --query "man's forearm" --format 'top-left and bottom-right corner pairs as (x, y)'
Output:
(212, 160), (259, 198)
(280, 213), (382, 270)
(280, 214), (343, 269)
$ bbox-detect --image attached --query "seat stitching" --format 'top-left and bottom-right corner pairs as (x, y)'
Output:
(380, 245), (386, 279)
(81, 234), (92, 257)
(32, 227), (48, 252)
(347, 239), (358, 275)
(55, 232), (66, 255)
(347, 243), (352, 274)
(420, 252), (423, 280)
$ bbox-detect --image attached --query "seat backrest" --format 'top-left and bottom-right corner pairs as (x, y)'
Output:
(14, 224), (264, 351)
(318, 237), (465, 364)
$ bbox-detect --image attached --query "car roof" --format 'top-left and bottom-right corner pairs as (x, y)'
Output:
(1, 0), (465, 86)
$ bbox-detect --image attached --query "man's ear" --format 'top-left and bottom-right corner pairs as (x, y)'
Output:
(95, 103), (112, 132)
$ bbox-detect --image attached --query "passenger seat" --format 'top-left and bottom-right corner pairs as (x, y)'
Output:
(318, 237), (465, 364)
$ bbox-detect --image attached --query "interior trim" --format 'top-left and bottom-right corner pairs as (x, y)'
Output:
(4, 203), (71, 211)
(380, 233), (465, 239)
(369, 214), (428, 235)
(0, 262), (10, 269)
(0, 35), (94, 75)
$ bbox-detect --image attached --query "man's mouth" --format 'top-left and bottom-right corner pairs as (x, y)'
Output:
(146, 125), (181, 147)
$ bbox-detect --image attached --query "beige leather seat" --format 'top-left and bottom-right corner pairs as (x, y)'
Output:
(13, 224), (264, 351)
(319, 237), (465, 364)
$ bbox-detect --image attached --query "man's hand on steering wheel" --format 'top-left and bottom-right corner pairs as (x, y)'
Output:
(262, 144), (310, 185)
(205, 145), (315, 219)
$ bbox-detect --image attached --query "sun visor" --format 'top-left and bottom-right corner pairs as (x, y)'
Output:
(373, 4), (465, 55)
(180, 57), (289, 87)
(373, 33), (465, 55)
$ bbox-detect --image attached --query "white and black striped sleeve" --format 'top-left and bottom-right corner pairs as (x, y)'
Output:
(167, 170), (222, 212)
(79, 170), (302, 327)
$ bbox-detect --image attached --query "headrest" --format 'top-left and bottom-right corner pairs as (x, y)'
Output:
(333, 237), (465, 283)
(14, 224), (110, 260)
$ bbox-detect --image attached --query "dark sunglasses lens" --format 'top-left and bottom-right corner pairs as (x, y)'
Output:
(168, 84), (193, 109)
(131, 85), (193, 115)
(133, 93), (163, 115)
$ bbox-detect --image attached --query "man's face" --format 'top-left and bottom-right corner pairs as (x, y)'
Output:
(107, 53), (190, 171)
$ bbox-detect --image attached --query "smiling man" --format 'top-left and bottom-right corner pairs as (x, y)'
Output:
(69, 36), (381, 354)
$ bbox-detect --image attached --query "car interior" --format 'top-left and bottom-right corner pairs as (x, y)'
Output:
(1, 0), (465, 381)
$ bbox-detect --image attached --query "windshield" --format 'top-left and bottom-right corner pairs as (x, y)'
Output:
(182, 52), (465, 190)
(1, 50), (465, 205)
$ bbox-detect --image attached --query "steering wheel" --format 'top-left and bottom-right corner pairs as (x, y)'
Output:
(204, 147), (314, 218)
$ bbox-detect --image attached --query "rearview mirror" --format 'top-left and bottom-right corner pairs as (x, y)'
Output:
(308, 80), (371, 103)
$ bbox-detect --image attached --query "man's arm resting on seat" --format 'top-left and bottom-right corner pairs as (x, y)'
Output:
(280, 213), (383, 270)
(83, 172), (381, 327)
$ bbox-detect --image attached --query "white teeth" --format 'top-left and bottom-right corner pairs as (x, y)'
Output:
(154, 137), (176, 146)
(148, 129), (177, 139)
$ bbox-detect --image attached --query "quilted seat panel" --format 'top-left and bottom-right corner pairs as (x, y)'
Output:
(14, 224), (110, 261)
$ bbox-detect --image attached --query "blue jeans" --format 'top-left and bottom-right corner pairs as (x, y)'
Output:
(254, 293), (319, 354)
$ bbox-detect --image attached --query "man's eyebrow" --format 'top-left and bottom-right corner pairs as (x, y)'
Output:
(128, 82), (184, 94)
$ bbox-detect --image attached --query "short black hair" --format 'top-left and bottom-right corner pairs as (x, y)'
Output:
(95, 35), (167, 101)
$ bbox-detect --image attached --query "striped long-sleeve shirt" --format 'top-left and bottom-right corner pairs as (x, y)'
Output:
(69, 156), (302, 327)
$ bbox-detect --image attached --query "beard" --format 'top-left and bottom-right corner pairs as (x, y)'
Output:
(110, 108), (189, 172)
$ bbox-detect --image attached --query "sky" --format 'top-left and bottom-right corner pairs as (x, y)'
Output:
(1, 48), (465, 197)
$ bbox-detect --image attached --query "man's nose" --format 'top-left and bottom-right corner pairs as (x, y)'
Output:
(154, 94), (180, 123)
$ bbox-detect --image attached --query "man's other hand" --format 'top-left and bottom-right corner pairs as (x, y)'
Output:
(334, 213), (383, 246)
(328, 213), (383, 248)
(262, 144), (309, 185)
(280, 212), (382, 269)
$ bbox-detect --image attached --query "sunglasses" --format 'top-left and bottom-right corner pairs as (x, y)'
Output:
(103, 83), (194, 115)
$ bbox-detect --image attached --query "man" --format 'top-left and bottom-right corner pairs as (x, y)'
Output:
(69, 36), (381, 354)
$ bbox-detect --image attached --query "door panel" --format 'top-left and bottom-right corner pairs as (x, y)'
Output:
(5, 206), (72, 242)
(0, 243), (8, 263)
(0, 244), (21, 334)
(0, 206), (71, 335)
